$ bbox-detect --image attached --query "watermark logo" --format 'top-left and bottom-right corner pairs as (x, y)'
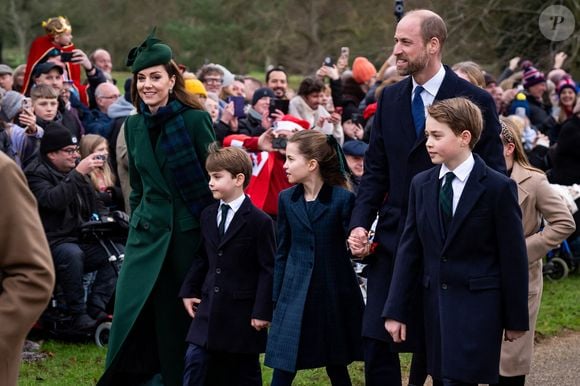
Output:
(539, 5), (575, 41)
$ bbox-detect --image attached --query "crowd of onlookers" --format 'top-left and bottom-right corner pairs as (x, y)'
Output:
(0, 15), (579, 331)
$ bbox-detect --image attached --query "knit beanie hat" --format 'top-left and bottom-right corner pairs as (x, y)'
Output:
(251, 87), (275, 106)
(185, 78), (207, 97)
(40, 122), (78, 155)
(352, 57), (377, 84)
(522, 66), (546, 89)
(556, 76), (576, 96)
(215, 64), (234, 88)
(126, 29), (173, 74)
(0, 91), (24, 122)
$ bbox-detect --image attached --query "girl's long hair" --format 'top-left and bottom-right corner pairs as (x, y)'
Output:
(500, 116), (544, 174)
(79, 134), (116, 189)
(288, 130), (351, 190)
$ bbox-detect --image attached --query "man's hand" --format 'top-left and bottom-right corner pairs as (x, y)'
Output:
(385, 319), (406, 343)
(348, 227), (369, 258)
(18, 109), (37, 132)
(504, 330), (526, 342)
(251, 318), (271, 331)
(257, 128), (275, 152)
(182, 298), (201, 318)
(75, 152), (106, 175)
(508, 56), (520, 71)
(71, 49), (93, 72)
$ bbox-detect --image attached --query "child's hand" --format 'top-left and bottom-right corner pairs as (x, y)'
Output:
(182, 298), (201, 318)
(348, 227), (369, 258)
(504, 330), (526, 342)
(385, 319), (406, 343)
(251, 318), (270, 331)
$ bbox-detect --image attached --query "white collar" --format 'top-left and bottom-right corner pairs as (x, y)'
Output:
(439, 153), (475, 182)
(412, 64), (445, 97)
(221, 193), (246, 212)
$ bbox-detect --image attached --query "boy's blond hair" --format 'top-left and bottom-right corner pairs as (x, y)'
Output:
(205, 142), (252, 189)
(30, 84), (59, 102)
(427, 97), (483, 149)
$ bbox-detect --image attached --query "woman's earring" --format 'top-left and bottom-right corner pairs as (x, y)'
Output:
(169, 88), (173, 94)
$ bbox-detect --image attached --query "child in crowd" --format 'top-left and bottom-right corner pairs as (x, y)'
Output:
(31, 84), (60, 127)
(265, 130), (363, 386)
(495, 117), (575, 386)
(383, 97), (529, 386)
(180, 144), (275, 386)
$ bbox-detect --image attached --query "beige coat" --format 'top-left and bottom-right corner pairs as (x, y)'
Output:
(500, 162), (575, 376)
(0, 153), (55, 385)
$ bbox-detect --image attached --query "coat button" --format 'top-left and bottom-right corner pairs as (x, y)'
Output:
(441, 283), (448, 290)
(216, 268), (221, 274)
(214, 286), (220, 293)
(217, 250), (223, 257)
(143, 223), (150, 230)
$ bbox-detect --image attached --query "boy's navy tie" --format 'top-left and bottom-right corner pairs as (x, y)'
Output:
(218, 204), (230, 238)
(440, 172), (455, 233)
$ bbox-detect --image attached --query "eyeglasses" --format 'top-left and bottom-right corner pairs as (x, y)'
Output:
(60, 147), (80, 155)
(99, 94), (120, 100)
(204, 77), (223, 84)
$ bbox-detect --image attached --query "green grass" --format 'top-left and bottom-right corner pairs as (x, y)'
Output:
(19, 275), (579, 385)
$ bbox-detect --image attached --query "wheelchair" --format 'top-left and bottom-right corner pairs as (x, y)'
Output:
(31, 215), (127, 347)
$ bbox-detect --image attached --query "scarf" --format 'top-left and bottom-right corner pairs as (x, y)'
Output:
(142, 99), (213, 218)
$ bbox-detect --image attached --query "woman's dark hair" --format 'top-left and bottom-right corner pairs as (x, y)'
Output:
(288, 130), (350, 190)
(132, 60), (205, 113)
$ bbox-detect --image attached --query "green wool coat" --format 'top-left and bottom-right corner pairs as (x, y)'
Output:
(99, 107), (215, 386)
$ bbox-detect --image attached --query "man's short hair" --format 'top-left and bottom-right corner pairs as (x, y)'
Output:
(407, 10), (447, 49)
(30, 84), (60, 101)
(297, 77), (325, 97)
(205, 142), (252, 189)
(265, 67), (287, 83)
(427, 97), (482, 149)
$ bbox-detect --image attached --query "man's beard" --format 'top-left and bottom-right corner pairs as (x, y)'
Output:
(397, 49), (430, 76)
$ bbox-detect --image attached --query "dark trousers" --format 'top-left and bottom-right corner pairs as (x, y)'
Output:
(409, 351), (428, 385)
(271, 365), (351, 386)
(490, 375), (526, 386)
(363, 337), (401, 386)
(183, 343), (261, 386)
(51, 242), (117, 314)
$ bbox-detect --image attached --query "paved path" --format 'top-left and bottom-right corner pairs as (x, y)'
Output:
(527, 331), (580, 386)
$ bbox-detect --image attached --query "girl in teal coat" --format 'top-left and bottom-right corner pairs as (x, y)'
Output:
(98, 31), (215, 385)
(265, 130), (364, 386)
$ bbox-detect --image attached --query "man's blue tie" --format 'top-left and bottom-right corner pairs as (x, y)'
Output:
(440, 172), (455, 234)
(412, 85), (425, 137)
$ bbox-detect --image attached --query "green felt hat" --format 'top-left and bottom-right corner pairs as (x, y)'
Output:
(126, 28), (173, 73)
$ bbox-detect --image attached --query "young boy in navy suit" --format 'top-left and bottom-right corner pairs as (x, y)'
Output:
(383, 97), (529, 386)
(180, 144), (275, 386)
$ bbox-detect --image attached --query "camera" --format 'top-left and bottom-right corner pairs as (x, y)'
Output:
(60, 51), (74, 62)
(272, 137), (288, 149)
(394, 0), (405, 21)
(94, 154), (107, 161)
(323, 56), (334, 67)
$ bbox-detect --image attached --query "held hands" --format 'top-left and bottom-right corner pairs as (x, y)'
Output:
(251, 318), (271, 331)
(504, 330), (525, 342)
(182, 298), (201, 318)
(348, 227), (370, 258)
(75, 152), (106, 175)
(385, 319), (407, 343)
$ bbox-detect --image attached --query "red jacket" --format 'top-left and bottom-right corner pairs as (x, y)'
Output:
(223, 135), (291, 216)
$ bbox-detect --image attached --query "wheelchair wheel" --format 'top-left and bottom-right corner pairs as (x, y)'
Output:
(95, 321), (112, 347)
(546, 257), (569, 281)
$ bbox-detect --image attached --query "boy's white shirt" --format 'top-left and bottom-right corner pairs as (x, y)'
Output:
(217, 193), (245, 233)
(439, 153), (475, 215)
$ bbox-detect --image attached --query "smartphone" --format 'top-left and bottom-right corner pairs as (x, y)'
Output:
(341, 47), (350, 57)
(21, 97), (32, 111)
(323, 56), (334, 67)
(227, 96), (245, 118)
(272, 137), (288, 149)
(269, 99), (289, 117)
(60, 51), (74, 62)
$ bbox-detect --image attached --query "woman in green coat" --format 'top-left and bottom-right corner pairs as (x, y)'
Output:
(98, 32), (215, 385)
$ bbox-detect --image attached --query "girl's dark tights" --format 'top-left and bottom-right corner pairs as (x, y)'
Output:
(271, 365), (352, 386)
(490, 375), (525, 386)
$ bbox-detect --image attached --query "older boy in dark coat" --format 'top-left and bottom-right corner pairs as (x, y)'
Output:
(180, 144), (275, 386)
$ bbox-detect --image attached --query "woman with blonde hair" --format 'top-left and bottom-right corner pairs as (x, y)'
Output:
(452, 61), (486, 88)
(494, 117), (575, 386)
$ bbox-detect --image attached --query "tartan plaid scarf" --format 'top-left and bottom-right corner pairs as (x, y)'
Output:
(142, 99), (213, 218)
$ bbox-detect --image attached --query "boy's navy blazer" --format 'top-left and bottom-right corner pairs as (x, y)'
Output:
(179, 196), (275, 354)
(383, 154), (529, 384)
(349, 66), (506, 343)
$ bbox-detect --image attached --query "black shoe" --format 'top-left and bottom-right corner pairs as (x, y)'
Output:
(87, 306), (108, 321)
(71, 313), (97, 330)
